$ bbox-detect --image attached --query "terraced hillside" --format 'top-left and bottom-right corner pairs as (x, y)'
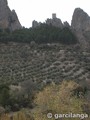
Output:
(0, 42), (90, 88)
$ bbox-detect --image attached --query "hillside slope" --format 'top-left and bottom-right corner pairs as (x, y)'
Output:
(0, 42), (90, 88)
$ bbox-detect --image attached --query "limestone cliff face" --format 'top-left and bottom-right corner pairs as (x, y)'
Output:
(9, 10), (22, 31)
(0, 0), (22, 31)
(71, 8), (90, 49)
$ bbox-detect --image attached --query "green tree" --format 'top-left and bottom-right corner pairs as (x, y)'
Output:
(0, 84), (10, 107)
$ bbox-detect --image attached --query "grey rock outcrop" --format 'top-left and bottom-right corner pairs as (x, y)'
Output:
(71, 8), (90, 49)
(32, 13), (73, 29)
(32, 20), (41, 28)
(63, 21), (70, 28)
(0, 0), (22, 31)
(46, 13), (63, 28)
(46, 18), (63, 28)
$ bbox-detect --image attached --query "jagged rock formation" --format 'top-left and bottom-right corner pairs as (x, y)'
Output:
(32, 20), (41, 28)
(0, 0), (22, 31)
(46, 18), (63, 28)
(71, 8), (90, 49)
(32, 13), (64, 28)
(32, 7), (90, 49)
(63, 21), (70, 28)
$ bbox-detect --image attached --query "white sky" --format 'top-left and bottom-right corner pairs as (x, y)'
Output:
(8, 0), (90, 28)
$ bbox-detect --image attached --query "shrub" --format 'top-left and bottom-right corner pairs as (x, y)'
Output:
(0, 84), (10, 107)
(33, 80), (90, 120)
(0, 111), (34, 120)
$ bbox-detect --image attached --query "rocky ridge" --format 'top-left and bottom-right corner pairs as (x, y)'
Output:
(71, 8), (90, 49)
(32, 14), (69, 29)
(0, 0), (22, 31)
(32, 8), (90, 50)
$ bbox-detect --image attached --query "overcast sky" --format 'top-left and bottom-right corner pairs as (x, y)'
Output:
(8, 0), (90, 28)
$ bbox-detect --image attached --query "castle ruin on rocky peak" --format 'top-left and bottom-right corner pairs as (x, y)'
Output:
(32, 13), (70, 28)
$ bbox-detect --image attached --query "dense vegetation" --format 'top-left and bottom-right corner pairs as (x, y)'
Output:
(0, 24), (78, 44)
(33, 80), (90, 120)
(0, 82), (37, 112)
(0, 81), (90, 120)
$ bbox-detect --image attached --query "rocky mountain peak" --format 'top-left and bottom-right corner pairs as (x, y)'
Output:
(0, 0), (8, 5)
(71, 8), (90, 49)
(71, 8), (90, 31)
(0, 0), (22, 31)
